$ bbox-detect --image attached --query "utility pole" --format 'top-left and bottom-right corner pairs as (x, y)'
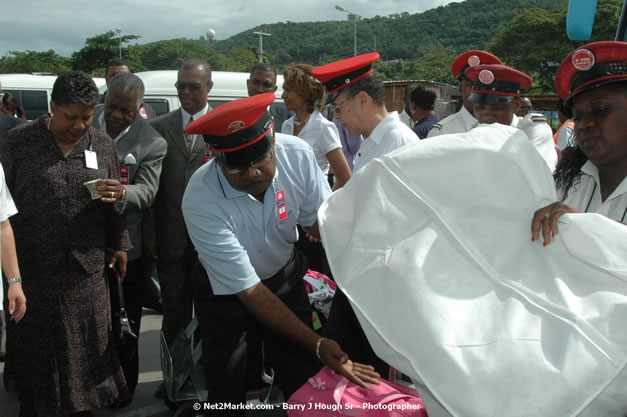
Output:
(115, 28), (122, 59)
(336, 5), (361, 56)
(253, 31), (271, 63)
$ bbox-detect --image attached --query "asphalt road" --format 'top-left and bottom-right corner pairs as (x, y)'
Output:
(1, 311), (173, 417)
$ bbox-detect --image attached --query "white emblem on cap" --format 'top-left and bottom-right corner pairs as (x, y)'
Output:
(478, 69), (495, 85)
(468, 55), (481, 67)
(228, 120), (246, 133)
(572, 48), (595, 71)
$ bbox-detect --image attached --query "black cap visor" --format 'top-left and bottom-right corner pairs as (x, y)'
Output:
(211, 133), (272, 168)
(469, 92), (515, 105)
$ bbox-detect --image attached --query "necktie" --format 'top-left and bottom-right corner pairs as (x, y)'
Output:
(184, 116), (194, 152)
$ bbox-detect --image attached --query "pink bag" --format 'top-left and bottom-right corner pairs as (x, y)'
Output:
(287, 366), (427, 417)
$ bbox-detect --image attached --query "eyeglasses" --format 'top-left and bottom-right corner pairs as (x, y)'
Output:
(221, 149), (274, 175)
(329, 96), (353, 115)
(175, 82), (206, 91)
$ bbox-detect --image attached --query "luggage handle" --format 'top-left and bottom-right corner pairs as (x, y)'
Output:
(332, 376), (420, 416)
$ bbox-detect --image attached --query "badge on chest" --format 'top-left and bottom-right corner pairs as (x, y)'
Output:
(119, 167), (129, 185)
(276, 189), (288, 222)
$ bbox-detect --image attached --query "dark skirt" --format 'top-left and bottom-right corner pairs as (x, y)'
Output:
(15, 269), (128, 415)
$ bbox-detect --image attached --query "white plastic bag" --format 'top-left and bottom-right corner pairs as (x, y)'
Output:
(318, 124), (627, 417)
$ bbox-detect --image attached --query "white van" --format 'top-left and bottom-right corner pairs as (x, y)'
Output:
(119, 70), (285, 117)
(0, 73), (105, 120)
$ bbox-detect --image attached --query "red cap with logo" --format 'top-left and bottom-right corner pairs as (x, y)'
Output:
(465, 64), (532, 105)
(312, 52), (380, 103)
(451, 50), (502, 80)
(555, 41), (627, 102)
(186, 93), (275, 167)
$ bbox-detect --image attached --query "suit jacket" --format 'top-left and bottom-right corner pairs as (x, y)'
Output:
(149, 108), (212, 261)
(93, 105), (168, 260)
(0, 113), (27, 140)
(270, 103), (292, 134)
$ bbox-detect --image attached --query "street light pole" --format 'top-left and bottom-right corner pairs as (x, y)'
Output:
(253, 31), (271, 63)
(335, 5), (361, 56)
(115, 28), (122, 59)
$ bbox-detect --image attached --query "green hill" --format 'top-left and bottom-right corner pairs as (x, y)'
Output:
(213, 0), (568, 65)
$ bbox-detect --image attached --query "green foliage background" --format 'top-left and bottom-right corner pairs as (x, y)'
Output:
(0, 0), (622, 94)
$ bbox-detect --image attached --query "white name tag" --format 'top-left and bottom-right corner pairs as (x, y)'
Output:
(85, 150), (98, 170)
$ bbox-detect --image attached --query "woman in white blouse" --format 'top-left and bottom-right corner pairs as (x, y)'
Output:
(532, 41), (627, 243)
(281, 64), (352, 191)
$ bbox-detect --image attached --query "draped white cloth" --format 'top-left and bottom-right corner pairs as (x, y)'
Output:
(318, 124), (627, 417)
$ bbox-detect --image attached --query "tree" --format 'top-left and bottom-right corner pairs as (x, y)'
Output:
(487, 0), (622, 92)
(136, 39), (228, 71)
(0, 50), (70, 74)
(71, 31), (140, 75)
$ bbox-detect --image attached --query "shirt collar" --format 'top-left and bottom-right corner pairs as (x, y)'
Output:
(367, 111), (399, 144)
(98, 112), (132, 142)
(460, 106), (478, 129)
(181, 103), (210, 129)
(581, 160), (627, 201)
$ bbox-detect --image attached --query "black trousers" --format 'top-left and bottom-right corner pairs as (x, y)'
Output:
(322, 288), (389, 377)
(191, 249), (321, 417)
(111, 257), (145, 395)
(158, 241), (197, 345)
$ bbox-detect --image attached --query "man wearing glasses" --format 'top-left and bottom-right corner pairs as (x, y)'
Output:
(0, 82), (26, 139)
(149, 58), (213, 354)
(182, 93), (379, 414)
(313, 53), (418, 174)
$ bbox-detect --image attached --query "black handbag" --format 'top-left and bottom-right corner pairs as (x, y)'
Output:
(107, 267), (138, 362)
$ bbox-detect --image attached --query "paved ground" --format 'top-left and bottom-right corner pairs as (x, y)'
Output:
(2, 311), (173, 417)
(1, 311), (287, 417)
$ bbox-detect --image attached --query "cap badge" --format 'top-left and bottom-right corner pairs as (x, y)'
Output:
(228, 120), (246, 133)
(479, 69), (495, 85)
(572, 48), (595, 71)
(468, 55), (481, 67)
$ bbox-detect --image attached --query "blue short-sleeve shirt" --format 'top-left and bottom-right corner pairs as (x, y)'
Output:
(182, 133), (331, 295)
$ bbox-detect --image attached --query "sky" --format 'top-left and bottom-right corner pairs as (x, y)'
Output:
(0, 0), (459, 57)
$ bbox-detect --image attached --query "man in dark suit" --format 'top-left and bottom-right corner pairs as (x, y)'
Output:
(0, 83), (27, 139)
(92, 72), (167, 405)
(247, 63), (292, 132)
(149, 58), (213, 347)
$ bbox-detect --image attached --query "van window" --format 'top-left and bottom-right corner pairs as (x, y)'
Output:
(4, 89), (49, 120)
(143, 98), (170, 117)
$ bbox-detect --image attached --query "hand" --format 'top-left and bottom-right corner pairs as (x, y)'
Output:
(7, 282), (26, 323)
(306, 232), (322, 243)
(318, 338), (380, 389)
(96, 179), (125, 204)
(144, 245), (158, 261)
(109, 250), (128, 280)
(531, 202), (581, 246)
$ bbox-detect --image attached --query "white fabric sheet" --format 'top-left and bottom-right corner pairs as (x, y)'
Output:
(318, 124), (627, 417)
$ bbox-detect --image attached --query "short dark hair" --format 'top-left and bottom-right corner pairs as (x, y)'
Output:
(409, 85), (437, 111)
(106, 58), (130, 75)
(341, 72), (386, 106)
(180, 58), (212, 81)
(250, 63), (276, 77)
(108, 72), (145, 107)
(51, 71), (99, 106)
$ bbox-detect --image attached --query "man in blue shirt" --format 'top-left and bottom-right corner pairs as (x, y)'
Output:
(182, 93), (378, 414)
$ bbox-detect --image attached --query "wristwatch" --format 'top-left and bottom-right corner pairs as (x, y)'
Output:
(7, 277), (22, 284)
